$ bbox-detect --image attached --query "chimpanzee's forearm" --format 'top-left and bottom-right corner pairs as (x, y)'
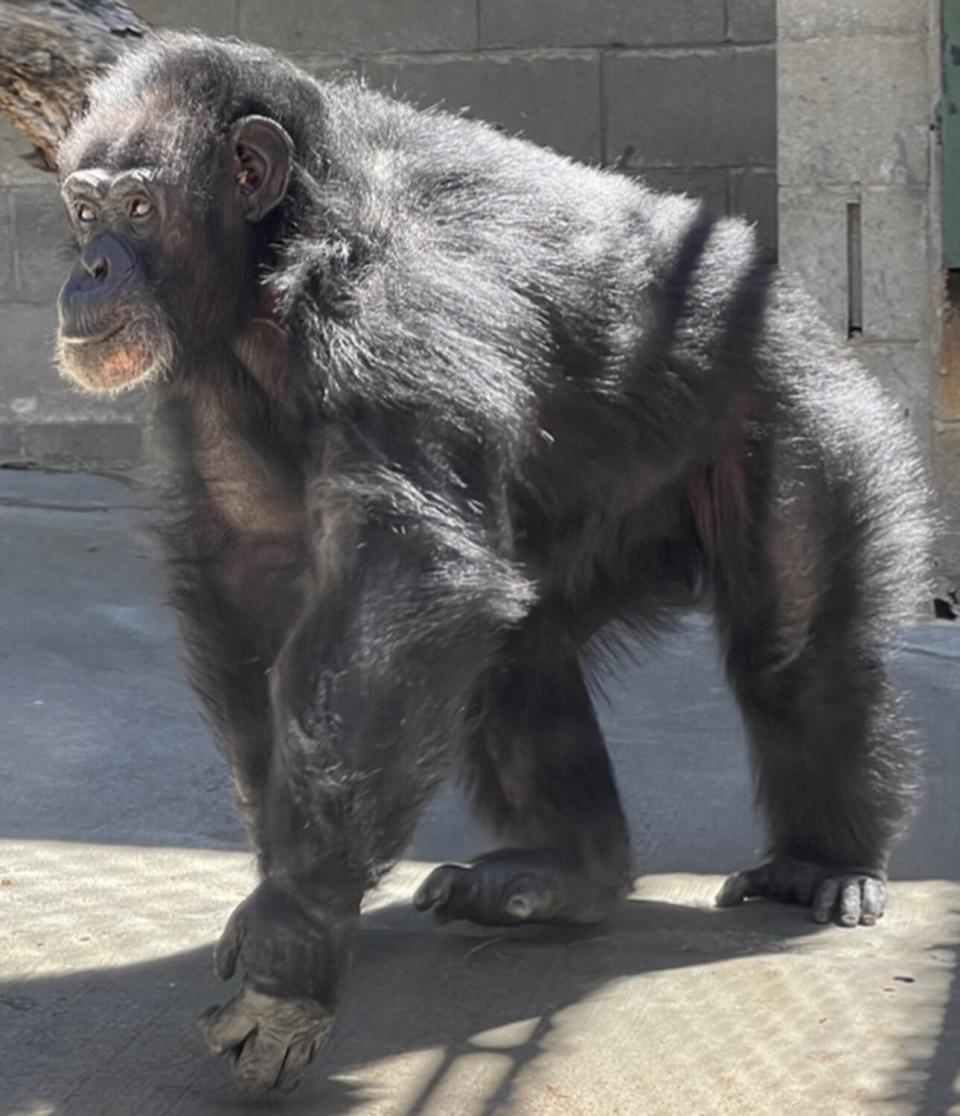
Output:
(257, 513), (533, 895)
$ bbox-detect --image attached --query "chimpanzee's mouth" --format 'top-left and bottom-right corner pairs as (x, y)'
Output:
(60, 320), (130, 346)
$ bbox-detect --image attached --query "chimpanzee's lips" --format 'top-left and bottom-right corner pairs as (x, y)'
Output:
(60, 320), (130, 346)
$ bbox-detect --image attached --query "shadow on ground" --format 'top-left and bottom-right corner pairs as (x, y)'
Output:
(2, 894), (832, 1116)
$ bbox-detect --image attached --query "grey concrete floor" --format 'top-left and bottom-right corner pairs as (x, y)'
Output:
(0, 469), (958, 1116)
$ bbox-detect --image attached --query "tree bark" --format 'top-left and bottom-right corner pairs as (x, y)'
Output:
(0, 1), (149, 172)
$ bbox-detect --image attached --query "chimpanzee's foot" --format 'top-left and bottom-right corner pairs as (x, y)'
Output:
(414, 848), (625, 927)
(715, 856), (887, 927)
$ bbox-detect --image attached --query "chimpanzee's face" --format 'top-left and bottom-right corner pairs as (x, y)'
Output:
(56, 115), (293, 395)
(57, 164), (181, 394)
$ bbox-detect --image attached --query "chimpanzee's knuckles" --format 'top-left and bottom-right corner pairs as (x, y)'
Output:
(198, 882), (357, 1091)
(414, 864), (465, 911)
(811, 873), (888, 927)
(278, 1036), (320, 1092)
(860, 876), (887, 924)
(197, 987), (332, 1094)
(717, 859), (888, 927)
(715, 868), (759, 907)
(233, 1034), (287, 1095)
(234, 990), (332, 1093)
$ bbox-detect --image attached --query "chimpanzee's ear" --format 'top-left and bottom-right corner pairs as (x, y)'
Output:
(230, 115), (294, 222)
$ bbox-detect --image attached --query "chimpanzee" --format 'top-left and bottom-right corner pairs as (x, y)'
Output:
(55, 33), (929, 1094)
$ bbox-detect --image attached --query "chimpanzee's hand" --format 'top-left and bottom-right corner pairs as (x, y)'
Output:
(195, 877), (358, 1094)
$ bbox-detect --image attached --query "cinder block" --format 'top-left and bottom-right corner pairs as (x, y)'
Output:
(0, 201), (158, 448)
(362, 54), (602, 165)
(859, 186), (935, 342)
(634, 167), (728, 218)
(0, 423), (23, 461)
(0, 302), (144, 435)
(778, 36), (930, 188)
(729, 167), (777, 259)
(240, 0), (477, 55)
(778, 184), (850, 337)
(604, 47), (775, 169)
(129, 0), (237, 35)
(12, 186), (71, 305)
(20, 422), (144, 467)
(853, 340), (935, 454)
(292, 55), (360, 83)
(779, 0), (928, 41)
(0, 189), (16, 301)
(0, 303), (62, 405)
(726, 0), (775, 42)
(781, 184), (935, 345)
(479, 0), (724, 49)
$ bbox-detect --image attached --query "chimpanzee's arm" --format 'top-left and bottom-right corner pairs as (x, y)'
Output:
(266, 528), (528, 885)
(198, 463), (533, 1091)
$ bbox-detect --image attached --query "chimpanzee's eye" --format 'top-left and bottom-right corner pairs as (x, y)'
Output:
(76, 202), (97, 223)
(129, 196), (154, 219)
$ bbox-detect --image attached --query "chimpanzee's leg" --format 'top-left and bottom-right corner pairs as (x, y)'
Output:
(415, 625), (632, 926)
(711, 446), (922, 927)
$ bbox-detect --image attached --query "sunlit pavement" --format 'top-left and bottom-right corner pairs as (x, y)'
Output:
(2, 470), (958, 1116)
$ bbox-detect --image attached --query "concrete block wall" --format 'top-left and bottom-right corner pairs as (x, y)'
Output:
(776, 0), (950, 588)
(0, 0), (775, 466)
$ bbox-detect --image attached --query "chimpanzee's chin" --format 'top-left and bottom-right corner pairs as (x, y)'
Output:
(57, 322), (169, 395)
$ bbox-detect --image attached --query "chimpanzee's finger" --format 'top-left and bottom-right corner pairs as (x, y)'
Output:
(860, 877), (886, 925)
(811, 878), (840, 924)
(195, 994), (256, 1055)
(233, 1026), (289, 1094)
(838, 880), (862, 927)
(277, 1037), (318, 1092)
(414, 864), (467, 913)
(715, 868), (762, 907)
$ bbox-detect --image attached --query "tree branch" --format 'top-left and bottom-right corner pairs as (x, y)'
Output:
(0, 1), (149, 172)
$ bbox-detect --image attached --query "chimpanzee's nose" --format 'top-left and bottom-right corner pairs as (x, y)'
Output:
(58, 233), (141, 338)
(78, 237), (134, 285)
(62, 233), (138, 302)
(83, 251), (109, 281)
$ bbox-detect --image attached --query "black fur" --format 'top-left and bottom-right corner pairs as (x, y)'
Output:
(57, 33), (931, 1094)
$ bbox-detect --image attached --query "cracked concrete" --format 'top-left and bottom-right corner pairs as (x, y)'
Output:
(1, 469), (958, 1116)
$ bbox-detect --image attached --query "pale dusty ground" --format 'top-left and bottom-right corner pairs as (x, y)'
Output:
(1, 470), (959, 1116)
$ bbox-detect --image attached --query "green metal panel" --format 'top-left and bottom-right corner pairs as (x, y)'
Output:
(943, 0), (960, 265)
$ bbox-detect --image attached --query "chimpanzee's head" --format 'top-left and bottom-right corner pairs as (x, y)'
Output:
(55, 36), (296, 395)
